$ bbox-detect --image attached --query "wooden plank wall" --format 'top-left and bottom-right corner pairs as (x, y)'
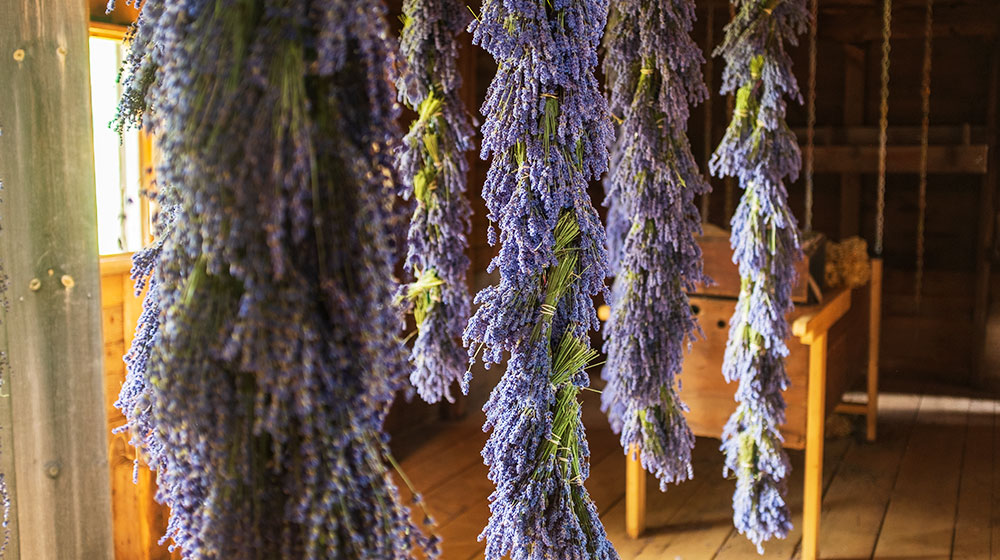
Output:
(99, 254), (172, 560)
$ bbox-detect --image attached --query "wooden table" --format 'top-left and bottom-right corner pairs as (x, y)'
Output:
(624, 261), (882, 560)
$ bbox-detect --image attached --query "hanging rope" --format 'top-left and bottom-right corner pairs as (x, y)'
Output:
(915, 0), (934, 304)
(803, 0), (818, 232)
(700, 5), (715, 224)
(875, 0), (892, 256)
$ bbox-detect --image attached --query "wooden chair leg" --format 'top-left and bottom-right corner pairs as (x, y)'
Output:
(625, 444), (646, 539)
(866, 258), (883, 443)
(802, 332), (828, 560)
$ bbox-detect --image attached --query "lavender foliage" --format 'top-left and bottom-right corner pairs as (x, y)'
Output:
(112, 2), (436, 558)
(0, 181), (8, 558)
(600, 0), (710, 491)
(709, 0), (808, 551)
(396, 0), (474, 404)
(464, 0), (618, 557)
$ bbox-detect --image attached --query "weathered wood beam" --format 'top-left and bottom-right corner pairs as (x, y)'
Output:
(0, 0), (114, 557)
(794, 124), (990, 146)
(819, 4), (999, 41)
(812, 145), (989, 174)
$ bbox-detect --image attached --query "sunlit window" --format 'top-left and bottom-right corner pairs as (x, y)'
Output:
(89, 33), (144, 256)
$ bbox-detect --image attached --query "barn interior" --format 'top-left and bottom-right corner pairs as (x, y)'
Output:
(1, 0), (998, 558)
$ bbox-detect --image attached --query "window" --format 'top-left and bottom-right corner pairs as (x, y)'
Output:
(89, 24), (150, 256)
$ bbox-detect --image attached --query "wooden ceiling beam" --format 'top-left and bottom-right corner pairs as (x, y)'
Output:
(793, 125), (990, 145)
(812, 145), (990, 174)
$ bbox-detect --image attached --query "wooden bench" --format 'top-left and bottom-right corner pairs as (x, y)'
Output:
(623, 259), (882, 560)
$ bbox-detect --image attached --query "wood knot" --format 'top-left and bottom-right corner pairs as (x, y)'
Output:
(45, 461), (61, 479)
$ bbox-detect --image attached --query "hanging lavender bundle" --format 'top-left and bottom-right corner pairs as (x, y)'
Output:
(0, 183), (8, 558)
(396, 0), (474, 403)
(463, 0), (618, 558)
(600, 0), (710, 491)
(112, 2), (435, 558)
(710, 0), (808, 551)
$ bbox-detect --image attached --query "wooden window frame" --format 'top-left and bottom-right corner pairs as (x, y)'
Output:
(89, 22), (156, 251)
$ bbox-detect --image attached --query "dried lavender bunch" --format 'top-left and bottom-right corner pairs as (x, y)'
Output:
(0, 181), (8, 558)
(0, 232), (7, 559)
(709, 0), (808, 551)
(600, 0), (710, 491)
(396, 0), (474, 403)
(463, 0), (618, 558)
(112, 2), (435, 558)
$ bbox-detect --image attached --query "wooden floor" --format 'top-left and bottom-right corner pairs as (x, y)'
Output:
(392, 390), (1000, 559)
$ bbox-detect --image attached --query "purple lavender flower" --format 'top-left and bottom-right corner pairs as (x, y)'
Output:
(600, 0), (710, 492)
(112, 2), (435, 558)
(0, 360), (7, 559)
(464, 0), (618, 558)
(0, 469), (7, 558)
(0, 182), (9, 558)
(709, 0), (808, 551)
(396, 0), (474, 404)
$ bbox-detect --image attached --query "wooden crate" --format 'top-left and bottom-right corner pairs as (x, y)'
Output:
(679, 283), (869, 450)
(693, 226), (826, 304)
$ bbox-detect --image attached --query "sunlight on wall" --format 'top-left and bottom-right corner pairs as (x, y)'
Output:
(90, 36), (142, 256)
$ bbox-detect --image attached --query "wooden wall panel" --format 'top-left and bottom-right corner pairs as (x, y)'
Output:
(99, 255), (172, 560)
(681, 296), (811, 449)
(681, 285), (869, 451)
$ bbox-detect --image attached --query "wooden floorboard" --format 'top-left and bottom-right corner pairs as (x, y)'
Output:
(399, 392), (998, 559)
(951, 398), (995, 559)
(712, 436), (852, 560)
(629, 465), (737, 560)
(602, 437), (733, 558)
(872, 395), (970, 560)
(428, 391), (626, 560)
(817, 393), (920, 560)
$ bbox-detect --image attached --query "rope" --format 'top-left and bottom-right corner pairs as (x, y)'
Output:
(875, 0), (892, 256)
(915, 0), (933, 304)
(700, 5), (715, 224)
(804, 0), (818, 232)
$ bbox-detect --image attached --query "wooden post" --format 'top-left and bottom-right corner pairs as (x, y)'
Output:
(625, 444), (646, 539)
(0, 0), (114, 557)
(867, 258), (883, 442)
(791, 289), (850, 560)
(801, 332), (828, 560)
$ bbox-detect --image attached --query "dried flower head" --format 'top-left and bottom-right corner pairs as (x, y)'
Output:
(600, 0), (711, 492)
(112, 1), (435, 558)
(396, 0), (475, 404)
(710, 0), (809, 551)
(463, 0), (619, 557)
